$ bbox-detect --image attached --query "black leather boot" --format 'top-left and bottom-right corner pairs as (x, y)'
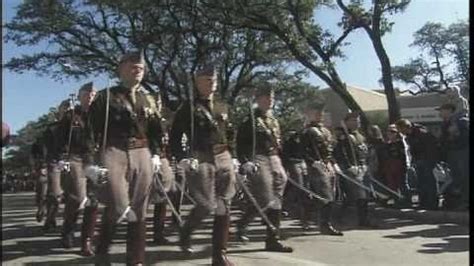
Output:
(265, 209), (293, 253)
(153, 203), (170, 245)
(319, 203), (343, 236)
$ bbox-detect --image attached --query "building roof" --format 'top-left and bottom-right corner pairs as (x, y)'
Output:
(398, 93), (449, 108)
(320, 85), (388, 111)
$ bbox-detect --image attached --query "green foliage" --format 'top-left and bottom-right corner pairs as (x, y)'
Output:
(4, 0), (293, 103)
(2, 106), (59, 173)
(393, 20), (469, 94)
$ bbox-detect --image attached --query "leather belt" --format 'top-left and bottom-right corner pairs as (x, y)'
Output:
(108, 137), (149, 150)
(256, 148), (279, 156)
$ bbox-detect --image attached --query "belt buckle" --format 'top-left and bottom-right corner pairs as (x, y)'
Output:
(129, 137), (137, 147)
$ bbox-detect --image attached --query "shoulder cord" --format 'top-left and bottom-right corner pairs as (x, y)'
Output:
(101, 81), (111, 157)
(65, 93), (76, 159)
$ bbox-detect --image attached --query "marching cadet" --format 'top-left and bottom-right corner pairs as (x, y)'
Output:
(30, 138), (48, 223)
(300, 102), (343, 235)
(42, 100), (70, 231)
(281, 130), (310, 230)
(58, 82), (98, 256)
(235, 85), (293, 253)
(150, 95), (177, 245)
(333, 112), (377, 228)
(170, 65), (236, 266)
(84, 51), (163, 265)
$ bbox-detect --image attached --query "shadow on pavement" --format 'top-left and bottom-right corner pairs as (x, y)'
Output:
(383, 224), (469, 253)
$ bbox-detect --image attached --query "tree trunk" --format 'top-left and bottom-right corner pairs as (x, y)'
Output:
(367, 32), (401, 123)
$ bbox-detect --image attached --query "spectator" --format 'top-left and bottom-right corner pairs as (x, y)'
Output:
(396, 119), (440, 210)
(437, 103), (469, 210)
(381, 124), (409, 206)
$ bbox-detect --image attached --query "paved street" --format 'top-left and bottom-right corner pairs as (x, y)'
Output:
(2, 192), (469, 265)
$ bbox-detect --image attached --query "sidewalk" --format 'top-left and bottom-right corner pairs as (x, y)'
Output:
(372, 204), (469, 225)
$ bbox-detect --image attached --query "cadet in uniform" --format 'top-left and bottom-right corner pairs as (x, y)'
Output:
(333, 112), (376, 227)
(31, 138), (48, 222)
(42, 101), (69, 231)
(300, 102), (343, 235)
(281, 130), (310, 229)
(58, 83), (98, 256)
(150, 95), (177, 245)
(170, 65), (236, 266)
(235, 86), (293, 253)
(84, 51), (163, 265)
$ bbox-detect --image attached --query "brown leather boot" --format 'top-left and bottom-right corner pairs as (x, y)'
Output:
(126, 221), (146, 266)
(95, 207), (115, 264)
(212, 215), (234, 266)
(153, 203), (170, 245)
(81, 206), (98, 256)
(61, 199), (79, 249)
(265, 209), (293, 253)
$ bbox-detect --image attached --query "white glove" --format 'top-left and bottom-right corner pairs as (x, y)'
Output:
(190, 158), (199, 171)
(311, 160), (324, 169)
(232, 158), (240, 172)
(179, 158), (199, 172)
(333, 163), (342, 174)
(84, 165), (108, 184)
(151, 155), (162, 173)
(241, 161), (258, 175)
(58, 160), (71, 172)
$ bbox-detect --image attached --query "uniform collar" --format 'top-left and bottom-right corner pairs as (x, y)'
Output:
(255, 108), (271, 118)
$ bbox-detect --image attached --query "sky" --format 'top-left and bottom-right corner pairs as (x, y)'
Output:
(2, 0), (469, 134)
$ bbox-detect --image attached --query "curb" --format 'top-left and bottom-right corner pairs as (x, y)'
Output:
(372, 206), (469, 225)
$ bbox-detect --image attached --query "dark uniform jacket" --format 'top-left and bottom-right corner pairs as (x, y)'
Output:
(84, 85), (163, 164)
(300, 122), (334, 165)
(405, 124), (439, 163)
(281, 131), (305, 166)
(57, 105), (89, 156)
(333, 129), (368, 170)
(236, 108), (281, 163)
(170, 97), (234, 161)
(42, 121), (63, 162)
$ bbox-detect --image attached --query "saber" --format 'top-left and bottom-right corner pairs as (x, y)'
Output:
(236, 175), (277, 233)
(153, 173), (183, 226)
(65, 93), (76, 159)
(334, 168), (389, 199)
(286, 177), (330, 204)
(368, 176), (404, 199)
(173, 177), (197, 205)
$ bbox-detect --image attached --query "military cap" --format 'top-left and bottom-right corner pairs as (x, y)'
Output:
(255, 86), (274, 98)
(119, 50), (145, 65)
(79, 81), (95, 93)
(435, 103), (456, 111)
(195, 65), (217, 77)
